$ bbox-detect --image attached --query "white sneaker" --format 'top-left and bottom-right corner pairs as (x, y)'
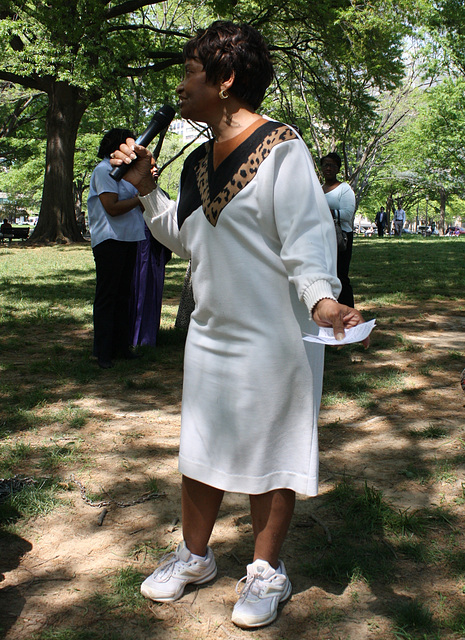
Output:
(140, 541), (217, 602)
(231, 559), (292, 628)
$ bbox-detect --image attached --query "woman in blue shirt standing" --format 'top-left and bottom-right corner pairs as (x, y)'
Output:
(87, 129), (146, 368)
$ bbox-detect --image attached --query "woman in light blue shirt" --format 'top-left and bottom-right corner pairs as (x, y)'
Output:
(87, 129), (146, 368)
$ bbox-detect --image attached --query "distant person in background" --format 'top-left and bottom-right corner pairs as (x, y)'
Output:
(375, 206), (387, 237)
(321, 152), (356, 307)
(77, 213), (87, 235)
(0, 218), (13, 244)
(393, 204), (406, 236)
(87, 128), (146, 369)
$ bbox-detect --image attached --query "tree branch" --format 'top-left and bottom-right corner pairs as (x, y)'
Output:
(0, 71), (49, 93)
(126, 57), (182, 75)
(107, 24), (189, 39)
(105, 0), (164, 20)
(0, 92), (43, 138)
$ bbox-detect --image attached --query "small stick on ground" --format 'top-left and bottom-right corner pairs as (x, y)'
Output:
(97, 508), (108, 526)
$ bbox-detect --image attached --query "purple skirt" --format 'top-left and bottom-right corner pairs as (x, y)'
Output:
(130, 224), (171, 347)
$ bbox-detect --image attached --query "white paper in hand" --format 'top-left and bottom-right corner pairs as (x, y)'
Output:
(303, 319), (376, 346)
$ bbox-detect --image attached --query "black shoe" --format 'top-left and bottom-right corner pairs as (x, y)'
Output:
(98, 358), (114, 369)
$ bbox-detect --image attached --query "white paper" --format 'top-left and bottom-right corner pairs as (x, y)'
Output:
(303, 319), (376, 346)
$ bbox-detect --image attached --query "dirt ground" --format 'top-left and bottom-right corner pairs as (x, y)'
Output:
(1, 300), (465, 640)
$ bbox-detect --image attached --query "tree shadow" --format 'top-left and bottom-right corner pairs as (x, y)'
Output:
(0, 529), (33, 640)
(1, 241), (464, 638)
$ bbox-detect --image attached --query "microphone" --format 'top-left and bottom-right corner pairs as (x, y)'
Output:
(109, 104), (176, 181)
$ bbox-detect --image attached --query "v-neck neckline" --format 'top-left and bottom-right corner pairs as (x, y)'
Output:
(212, 118), (268, 172)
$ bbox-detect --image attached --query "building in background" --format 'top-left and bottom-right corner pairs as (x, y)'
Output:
(169, 119), (210, 144)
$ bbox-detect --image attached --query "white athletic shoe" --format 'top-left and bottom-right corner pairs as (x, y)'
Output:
(231, 558), (292, 628)
(140, 541), (217, 602)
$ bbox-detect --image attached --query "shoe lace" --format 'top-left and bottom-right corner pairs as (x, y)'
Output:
(235, 573), (264, 598)
(151, 551), (184, 580)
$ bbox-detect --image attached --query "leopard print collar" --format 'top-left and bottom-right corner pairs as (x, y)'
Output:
(176, 121), (298, 229)
(196, 122), (298, 227)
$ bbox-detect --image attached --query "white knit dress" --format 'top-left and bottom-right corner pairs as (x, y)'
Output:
(140, 122), (340, 496)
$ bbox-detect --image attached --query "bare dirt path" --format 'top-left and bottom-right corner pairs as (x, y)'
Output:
(1, 301), (464, 640)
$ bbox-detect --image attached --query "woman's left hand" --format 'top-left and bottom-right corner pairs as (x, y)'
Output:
(312, 298), (370, 347)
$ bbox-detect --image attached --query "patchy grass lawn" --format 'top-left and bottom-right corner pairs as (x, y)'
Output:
(1, 236), (465, 640)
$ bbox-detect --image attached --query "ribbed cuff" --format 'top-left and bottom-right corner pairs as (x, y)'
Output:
(302, 280), (337, 319)
(139, 186), (161, 212)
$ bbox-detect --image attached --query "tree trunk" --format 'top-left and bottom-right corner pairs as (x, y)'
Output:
(386, 194), (393, 235)
(439, 185), (446, 235)
(73, 178), (84, 219)
(30, 81), (88, 244)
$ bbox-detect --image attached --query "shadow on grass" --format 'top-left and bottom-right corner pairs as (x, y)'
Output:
(0, 305), (187, 437)
(0, 529), (33, 640)
(1, 241), (464, 639)
(293, 479), (465, 638)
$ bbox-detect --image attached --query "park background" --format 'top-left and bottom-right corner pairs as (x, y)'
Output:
(1, 2), (465, 639)
(1, 0), (465, 238)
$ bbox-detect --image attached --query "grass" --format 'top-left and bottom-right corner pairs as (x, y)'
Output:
(0, 237), (464, 640)
(351, 235), (465, 303)
(392, 599), (435, 633)
(0, 477), (63, 524)
(0, 440), (33, 473)
(90, 567), (147, 613)
(299, 474), (463, 634)
(408, 424), (449, 439)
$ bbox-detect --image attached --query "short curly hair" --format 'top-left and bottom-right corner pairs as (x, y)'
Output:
(183, 21), (274, 111)
(320, 152), (342, 171)
(98, 128), (135, 159)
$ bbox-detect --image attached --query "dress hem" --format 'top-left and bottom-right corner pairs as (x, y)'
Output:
(178, 457), (319, 497)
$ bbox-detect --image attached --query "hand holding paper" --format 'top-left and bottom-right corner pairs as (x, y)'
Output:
(311, 298), (371, 347)
(303, 319), (376, 345)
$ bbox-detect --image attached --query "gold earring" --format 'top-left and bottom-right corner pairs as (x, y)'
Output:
(219, 89), (229, 100)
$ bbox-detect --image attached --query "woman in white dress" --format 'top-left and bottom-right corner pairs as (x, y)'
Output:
(321, 152), (357, 307)
(111, 21), (367, 629)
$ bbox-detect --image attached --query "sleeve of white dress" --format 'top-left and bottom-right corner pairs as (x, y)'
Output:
(270, 140), (342, 316)
(139, 187), (190, 260)
(335, 183), (356, 228)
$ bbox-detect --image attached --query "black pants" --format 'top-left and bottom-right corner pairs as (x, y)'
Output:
(337, 231), (354, 308)
(377, 223), (385, 237)
(92, 239), (138, 361)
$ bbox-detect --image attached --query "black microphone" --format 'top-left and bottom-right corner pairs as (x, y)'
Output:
(109, 104), (176, 181)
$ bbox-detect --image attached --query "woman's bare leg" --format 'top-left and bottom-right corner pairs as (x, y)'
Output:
(182, 475), (224, 556)
(249, 489), (296, 568)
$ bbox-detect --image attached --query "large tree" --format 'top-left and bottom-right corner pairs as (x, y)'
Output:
(427, 0), (465, 76)
(0, 0), (420, 242)
(0, 0), (186, 242)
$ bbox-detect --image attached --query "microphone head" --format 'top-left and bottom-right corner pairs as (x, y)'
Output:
(157, 104), (176, 122)
(147, 104), (176, 131)
(109, 105), (176, 181)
